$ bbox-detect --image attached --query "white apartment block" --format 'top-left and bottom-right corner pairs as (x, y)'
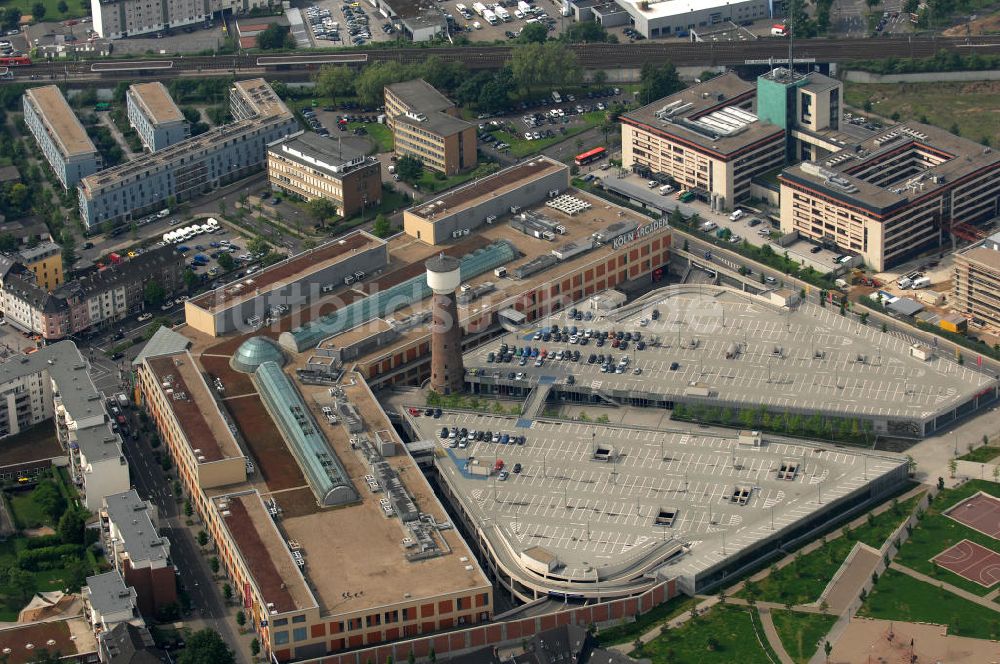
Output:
(92, 0), (273, 39)
(0, 342), (129, 510)
(22, 86), (102, 189)
(126, 83), (188, 152)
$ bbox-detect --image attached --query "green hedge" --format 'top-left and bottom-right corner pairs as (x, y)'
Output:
(672, 403), (876, 446)
(17, 544), (85, 571)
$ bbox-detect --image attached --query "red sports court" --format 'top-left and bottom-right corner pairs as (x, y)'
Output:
(945, 492), (1000, 538)
(932, 539), (1000, 588)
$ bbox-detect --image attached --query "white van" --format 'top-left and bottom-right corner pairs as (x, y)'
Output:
(729, 209), (744, 221)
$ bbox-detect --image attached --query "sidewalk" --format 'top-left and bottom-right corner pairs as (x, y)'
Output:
(891, 562), (1000, 614)
(758, 607), (795, 664)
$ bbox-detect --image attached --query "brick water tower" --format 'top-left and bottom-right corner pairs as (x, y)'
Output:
(426, 253), (464, 395)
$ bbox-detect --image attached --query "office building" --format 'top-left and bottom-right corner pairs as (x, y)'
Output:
(102, 490), (176, 616)
(267, 132), (382, 218)
(615, 0), (769, 38)
(621, 73), (787, 210)
(126, 83), (188, 152)
(91, 0), (272, 39)
(780, 122), (1000, 270)
(79, 79), (297, 229)
(384, 80), (476, 175)
(953, 231), (1000, 329)
(23, 86), (102, 189)
(0, 342), (128, 510)
(0, 245), (184, 340)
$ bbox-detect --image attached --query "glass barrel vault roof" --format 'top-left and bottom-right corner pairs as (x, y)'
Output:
(253, 361), (358, 507)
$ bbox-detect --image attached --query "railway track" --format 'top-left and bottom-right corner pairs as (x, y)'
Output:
(10, 36), (1000, 83)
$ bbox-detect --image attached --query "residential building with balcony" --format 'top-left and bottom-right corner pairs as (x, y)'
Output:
(126, 83), (188, 152)
(23, 86), (102, 189)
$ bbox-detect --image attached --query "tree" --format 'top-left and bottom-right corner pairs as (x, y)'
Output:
(177, 629), (236, 664)
(372, 214), (393, 238)
(7, 567), (36, 602)
(184, 499), (194, 518)
(33, 482), (66, 524)
(517, 21), (548, 43)
(144, 279), (166, 306)
(354, 61), (412, 107)
(183, 269), (199, 292)
(223, 583), (232, 600)
(638, 62), (684, 106)
(57, 0), (69, 13)
(250, 639), (260, 657)
(511, 42), (581, 92)
(307, 197), (338, 228)
(217, 252), (235, 272)
(256, 24), (295, 50)
(824, 640), (833, 662)
(209, 556), (220, 575)
(31, 2), (45, 20)
(247, 236), (270, 257)
(562, 21), (607, 43)
(197, 530), (209, 547)
(236, 610), (246, 627)
(57, 508), (86, 544)
(315, 66), (356, 99)
(396, 155), (423, 183)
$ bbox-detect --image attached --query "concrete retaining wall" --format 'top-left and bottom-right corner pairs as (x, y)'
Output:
(843, 69), (1000, 83)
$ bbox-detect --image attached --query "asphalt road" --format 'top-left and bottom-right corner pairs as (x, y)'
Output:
(123, 404), (249, 662)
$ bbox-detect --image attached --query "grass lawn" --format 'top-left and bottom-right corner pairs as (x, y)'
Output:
(737, 493), (922, 605)
(894, 479), (1000, 596)
(770, 610), (837, 664)
(595, 594), (697, 646)
(8, 489), (53, 530)
(491, 111), (607, 159)
(844, 82), (1000, 147)
(858, 567), (1000, 639)
(632, 604), (780, 663)
(348, 122), (393, 154)
(958, 446), (1000, 463)
(410, 162), (499, 194)
(1, 0), (89, 21)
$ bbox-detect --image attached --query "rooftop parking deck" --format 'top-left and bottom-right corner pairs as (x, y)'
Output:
(464, 285), (995, 428)
(409, 409), (907, 592)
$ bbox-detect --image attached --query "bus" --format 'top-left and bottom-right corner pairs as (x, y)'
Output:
(574, 146), (606, 166)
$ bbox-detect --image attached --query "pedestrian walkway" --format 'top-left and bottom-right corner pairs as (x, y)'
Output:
(758, 607), (795, 664)
(891, 562), (1000, 614)
(822, 543), (881, 615)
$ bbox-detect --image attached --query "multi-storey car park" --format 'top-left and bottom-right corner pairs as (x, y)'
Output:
(461, 284), (997, 439)
(125, 82), (189, 152)
(405, 409), (908, 599)
(274, 157), (674, 391)
(22, 86), (102, 190)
